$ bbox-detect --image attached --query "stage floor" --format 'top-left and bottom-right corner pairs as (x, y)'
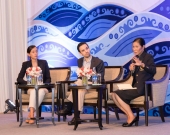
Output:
(0, 112), (170, 135)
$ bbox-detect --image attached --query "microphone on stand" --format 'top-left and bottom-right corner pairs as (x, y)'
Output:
(3, 99), (16, 114)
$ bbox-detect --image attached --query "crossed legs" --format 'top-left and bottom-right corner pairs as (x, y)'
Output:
(111, 93), (135, 124)
(26, 88), (48, 124)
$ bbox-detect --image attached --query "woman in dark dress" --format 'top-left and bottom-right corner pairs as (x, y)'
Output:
(17, 45), (51, 124)
(112, 38), (156, 127)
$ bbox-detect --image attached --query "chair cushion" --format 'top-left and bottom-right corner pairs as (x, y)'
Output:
(130, 96), (153, 107)
(109, 93), (147, 103)
(22, 94), (29, 100)
(130, 96), (145, 103)
(84, 99), (105, 106)
(22, 99), (29, 103)
(21, 91), (57, 100)
(85, 92), (98, 99)
(108, 94), (153, 107)
(41, 98), (57, 102)
(44, 91), (57, 99)
(107, 99), (114, 104)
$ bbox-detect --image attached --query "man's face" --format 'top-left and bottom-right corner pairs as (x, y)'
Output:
(79, 44), (90, 58)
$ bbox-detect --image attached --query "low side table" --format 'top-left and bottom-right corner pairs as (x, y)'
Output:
(17, 83), (56, 128)
(68, 84), (106, 130)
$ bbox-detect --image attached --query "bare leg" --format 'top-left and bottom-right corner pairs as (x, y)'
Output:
(29, 107), (35, 124)
(112, 93), (128, 114)
(25, 112), (30, 123)
(27, 88), (47, 124)
(112, 93), (135, 123)
(112, 93), (128, 120)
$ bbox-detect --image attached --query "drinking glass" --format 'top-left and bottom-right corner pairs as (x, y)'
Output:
(37, 74), (43, 85)
(92, 74), (98, 84)
(92, 67), (97, 74)
(96, 73), (101, 84)
(26, 75), (31, 85)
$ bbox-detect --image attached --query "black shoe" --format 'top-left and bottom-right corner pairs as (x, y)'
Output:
(68, 117), (81, 125)
(56, 108), (72, 116)
(122, 122), (128, 126)
(122, 117), (139, 127)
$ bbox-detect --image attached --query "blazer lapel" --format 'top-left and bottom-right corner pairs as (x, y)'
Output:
(135, 65), (140, 73)
(27, 60), (32, 68)
(78, 58), (84, 68)
(90, 56), (95, 69)
(38, 60), (44, 71)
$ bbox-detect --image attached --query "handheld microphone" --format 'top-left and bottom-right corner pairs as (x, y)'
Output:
(131, 55), (139, 75)
(131, 55), (139, 63)
(131, 59), (135, 64)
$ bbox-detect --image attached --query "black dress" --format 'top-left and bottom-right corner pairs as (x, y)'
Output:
(113, 51), (156, 104)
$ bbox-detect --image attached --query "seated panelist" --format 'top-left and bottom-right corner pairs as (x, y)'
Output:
(17, 45), (51, 124)
(58, 42), (105, 125)
(111, 37), (156, 127)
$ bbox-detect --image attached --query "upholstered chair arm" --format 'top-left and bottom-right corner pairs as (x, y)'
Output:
(105, 72), (131, 84)
(105, 73), (132, 93)
(145, 65), (169, 107)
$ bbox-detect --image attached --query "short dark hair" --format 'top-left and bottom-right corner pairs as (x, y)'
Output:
(77, 42), (89, 52)
(133, 38), (145, 47)
(27, 45), (36, 53)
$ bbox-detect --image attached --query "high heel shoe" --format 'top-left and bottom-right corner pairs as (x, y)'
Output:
(122, 122), (128, 126)
(25, 113), (31, 123)
(25, 118), (35, 124)
(28, 118), (35, 124)
(122, 117), (139, 127)
(25, 118), (30, 123)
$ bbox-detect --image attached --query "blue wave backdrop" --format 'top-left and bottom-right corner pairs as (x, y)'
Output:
(27, 0), (170, 116)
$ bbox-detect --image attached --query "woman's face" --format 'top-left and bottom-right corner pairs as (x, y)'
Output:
(27, 47), (38, 60)
(132, 41), (144, 56)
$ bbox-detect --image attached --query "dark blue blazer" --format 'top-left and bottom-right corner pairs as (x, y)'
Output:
(132, 51), (156, 95)
(17, 59), (51, 84)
